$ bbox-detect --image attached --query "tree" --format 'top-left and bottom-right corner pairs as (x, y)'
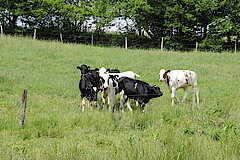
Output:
(0, 0), (30, 29)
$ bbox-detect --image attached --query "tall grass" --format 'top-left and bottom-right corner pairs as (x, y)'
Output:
(0, 35), (239, 159)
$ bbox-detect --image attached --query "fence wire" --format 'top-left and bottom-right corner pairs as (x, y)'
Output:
(2, 28), (239, 52)
(0, 93), (239, 118)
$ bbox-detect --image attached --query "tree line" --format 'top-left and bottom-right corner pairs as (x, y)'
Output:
(0, 0), (239, 51)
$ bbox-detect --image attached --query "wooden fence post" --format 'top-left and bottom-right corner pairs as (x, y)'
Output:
(160, 37), (164, 52)
(91, 35), (94, 46)
(235, 42), (237, 53)
(33, 29), (37, 40)
(20, 89), (28, 126)
(0, 25), (3, 35)
(125, 37), (127, 50)
(195, 42), (198, 52)
(60, 33), (63, 43)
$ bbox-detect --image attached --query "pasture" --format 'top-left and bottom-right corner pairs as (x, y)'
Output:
(0, 35), (240, 159)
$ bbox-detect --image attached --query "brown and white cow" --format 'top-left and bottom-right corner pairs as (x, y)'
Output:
(159, 69), (199, 110)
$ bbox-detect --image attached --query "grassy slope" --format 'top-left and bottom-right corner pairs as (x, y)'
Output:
(0, 35), (240, 159)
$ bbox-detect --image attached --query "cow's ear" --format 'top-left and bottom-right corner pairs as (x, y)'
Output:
(163, 72), (167, 79)
(76, 66), (80, 69)
(95, 68), (99, 71)
(87, 66), (90, 69)
(106, 69), (110, 72)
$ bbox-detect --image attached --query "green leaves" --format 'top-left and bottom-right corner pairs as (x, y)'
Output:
(0, 0), (239, 51)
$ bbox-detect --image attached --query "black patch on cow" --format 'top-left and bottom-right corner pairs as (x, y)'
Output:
(118, 77), (163, 108)
(184, 73), (189, 84)
(108, 75), (119, 87)
(107, 68), (121, 73)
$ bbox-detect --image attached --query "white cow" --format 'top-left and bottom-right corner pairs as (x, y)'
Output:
(99, 67), (140, 111)
(159, 69), (199, 110)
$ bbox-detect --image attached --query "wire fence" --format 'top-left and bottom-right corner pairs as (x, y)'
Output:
(0, 89), (239, 117)
(1, 26), (239, 52)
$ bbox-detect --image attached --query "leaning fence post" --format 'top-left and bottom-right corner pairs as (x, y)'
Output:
(160, 37), (164, 52)
(0, 25), (3, 35)
(195, 42), (198, 52)
(125, 37), (128, 50)
(33, 29), (37, 40)
(20, 89), (28, 126)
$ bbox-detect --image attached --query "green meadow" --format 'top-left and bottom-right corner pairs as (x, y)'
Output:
(0, 35), (239, 159)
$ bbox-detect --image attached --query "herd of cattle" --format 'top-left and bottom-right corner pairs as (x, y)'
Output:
(77, 64), (199, 119)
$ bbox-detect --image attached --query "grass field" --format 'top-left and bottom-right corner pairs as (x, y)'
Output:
(0, 35), (240, 159)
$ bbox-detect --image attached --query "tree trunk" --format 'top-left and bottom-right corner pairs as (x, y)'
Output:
(203, 25), (207, 38)
(10, 15), (18, 29)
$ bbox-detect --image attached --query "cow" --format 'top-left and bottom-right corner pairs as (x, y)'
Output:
(159, 69), (199, 110)
(99, 67), (140, 109)
(116, 77), (163, 119)
(76, 65), (102, 111)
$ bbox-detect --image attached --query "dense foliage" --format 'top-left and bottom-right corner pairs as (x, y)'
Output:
(0, 0), (239, 50)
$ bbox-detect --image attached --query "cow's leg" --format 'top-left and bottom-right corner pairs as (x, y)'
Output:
(81, 98), (86, 111)
(140, 103), (145, 112)
(191, 91), (195, 111)
(193, 82), (199, 104)
(126, 99), (133, 113)
(171, 88), (177, 105)
(101, 90), (108, 109)
(182, 88), (188, 103)
(135, 100), (139, 107)
(101, 91), (105, 106)
(171, 88), (175, 105)
(191, 87), (199, 111)
(195, 87), (199, 104)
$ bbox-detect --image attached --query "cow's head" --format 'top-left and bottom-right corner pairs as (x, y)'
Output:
(152, 86), (163, 97)
(99, 67), (110, 89)
(159, 69), (171, 82)
(76, 64), (90, 74)
(159, 69), (166, 82)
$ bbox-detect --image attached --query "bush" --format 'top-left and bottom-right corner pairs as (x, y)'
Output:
(199, 35), (224, 51)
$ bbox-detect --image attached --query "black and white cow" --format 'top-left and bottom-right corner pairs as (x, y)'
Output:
(77, 65), (102, 111)
(99, 67), (140, 109)
(115, 77), (163, 119)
